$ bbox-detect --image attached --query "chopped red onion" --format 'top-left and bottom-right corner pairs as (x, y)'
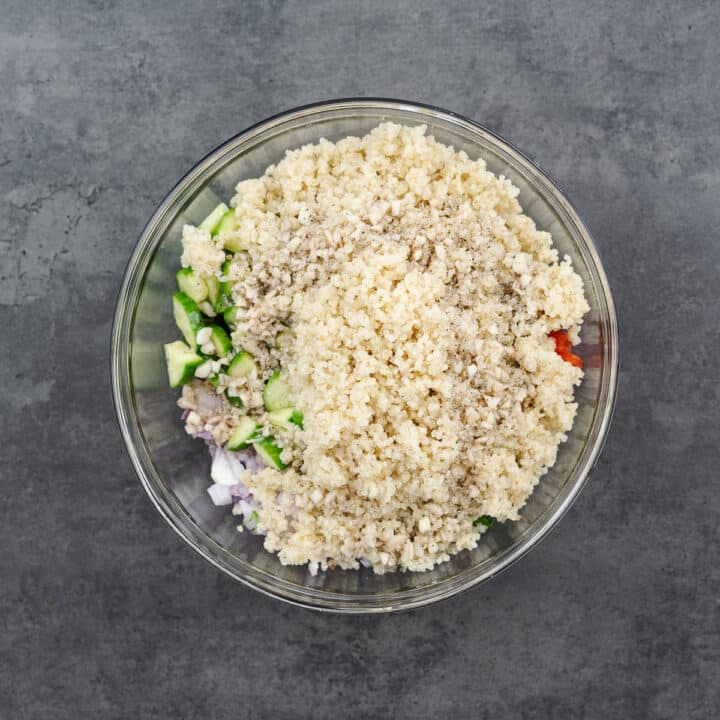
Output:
(231, 447), (266, 473)
(211, 446), (248, 486)
(233, 498), (261, 530)
(203, 439), (267, 533)
(230, 485), (250, 502)
(207, 483), (233, 506)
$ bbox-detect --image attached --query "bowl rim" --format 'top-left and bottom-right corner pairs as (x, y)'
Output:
(111, 97), (618, 613)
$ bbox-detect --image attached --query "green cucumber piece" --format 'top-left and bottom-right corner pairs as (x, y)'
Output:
(208, 325), (232, 357)
(267, 407), (304, 430)
(254, 436), (288, 470)
(226, 393), (244, 408)
(226, 416), (262, 451)
(227, 350), (256, 378)
(215, 259), (234, 313)
(216, 209), (246, 252)
(199, 203), (229, 236)
(216, 209), (239, 234)
(164, 341), (203, 388)
(263, 372), (292, 411)
(206, 274), (220, 308)
(172, 291), (204, 347)
(223, 306), (240, 327)
(176, 268), (208, 304)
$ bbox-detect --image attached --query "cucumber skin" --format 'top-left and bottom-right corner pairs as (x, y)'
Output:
(254, 436), (288, 470)
(176, 268), (208, 304)
(226, 417), (261, 451)
(164, 341), (202, 388)
(209, 325), (232, 357)
(199, 203), (229, 236)
(172, 291), (205, 348)
(267, 407), (304, 430)
(223, 306), (240, 326)
(217, 209), (240, 233)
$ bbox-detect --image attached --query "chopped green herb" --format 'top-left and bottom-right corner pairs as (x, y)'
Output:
(473, 515), (497, 528)
(245, 510), (259, 529)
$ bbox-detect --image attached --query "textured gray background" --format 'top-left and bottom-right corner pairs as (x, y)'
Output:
(1, 1), (718, 718)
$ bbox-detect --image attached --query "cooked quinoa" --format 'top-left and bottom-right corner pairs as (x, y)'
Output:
(174, 122), (589, 574)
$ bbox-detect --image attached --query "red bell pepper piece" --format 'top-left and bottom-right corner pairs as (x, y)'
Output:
(549, 330), (583, 369)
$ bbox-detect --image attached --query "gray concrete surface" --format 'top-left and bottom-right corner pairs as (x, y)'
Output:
(1, 1), (718, 717)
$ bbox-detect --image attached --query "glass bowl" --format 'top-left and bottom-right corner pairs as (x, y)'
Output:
(111, 99), (618, 612)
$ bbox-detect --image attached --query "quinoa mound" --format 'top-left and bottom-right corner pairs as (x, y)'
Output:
(179, 122), (589, 573)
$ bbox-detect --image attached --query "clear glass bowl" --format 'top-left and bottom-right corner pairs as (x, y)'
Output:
(111, 99), (618, 612)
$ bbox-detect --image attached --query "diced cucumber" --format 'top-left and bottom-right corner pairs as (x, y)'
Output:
(267, 407), (304, 430)
(215, 259), (234, 313)
(263, 372), (292, 411)
(216, 209), (240, 234)
(227, 350), (256, 378)
(175, 267), (208, 304)
(254, 436), (288, 470)
(208, 325), (232, 357)
(172, 291), (204, 347)
(223, 306), (240, 327)
(164, 341), (203, 388)
(206, 274), (220, 308)
(226, 416), (262, 451)
(226, 393), (244, 408)
(223, 236), (245, 253)
(216, 209), (246, 252)
(199, 203), (229, 236)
